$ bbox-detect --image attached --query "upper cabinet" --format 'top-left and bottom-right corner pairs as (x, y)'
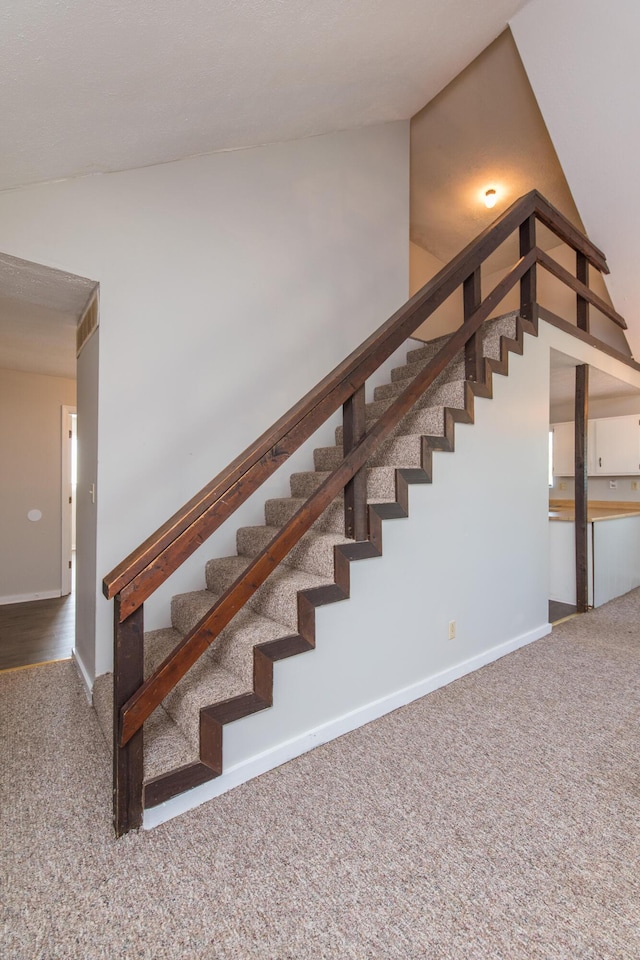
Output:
(552, 415), (640, 477)
(593, 416), (640, 475)
(552, 420), (596, 477)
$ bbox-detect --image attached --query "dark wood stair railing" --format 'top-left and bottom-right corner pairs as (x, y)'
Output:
(103, 189), (626, 836)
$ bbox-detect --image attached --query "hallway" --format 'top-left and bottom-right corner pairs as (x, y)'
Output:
(0, 590), (74, 670)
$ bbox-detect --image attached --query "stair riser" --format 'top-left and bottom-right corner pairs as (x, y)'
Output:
(315, 436), (423, 472)
(290, 467), (397, 502)
(237, 525), (343, 579)
(375, 359), (464, 400)
(365, 379), (465, 423)
(389, 354), (464, 385)
(264, 497), (345, 534)
(334, 405), (446, 447)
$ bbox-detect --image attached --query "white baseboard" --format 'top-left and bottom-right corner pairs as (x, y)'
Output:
(0, 589), (62, 605)
(72, 649), (93, 701)
(143, 621), (550, 830)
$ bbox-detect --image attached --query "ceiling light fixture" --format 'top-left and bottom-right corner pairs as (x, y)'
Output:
(484, 188), (497, 209)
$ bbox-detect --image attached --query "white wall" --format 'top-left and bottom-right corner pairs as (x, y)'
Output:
(75, 329), (99, 684)
(409, 241), (462, 338)
(0, 122), (410, 679)
(511, 0), (640, 359)
(0, 368), (76, 602)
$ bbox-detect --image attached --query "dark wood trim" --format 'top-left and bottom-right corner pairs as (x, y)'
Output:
(537, 307), (639, 371)
(113, 599), (144, 836)
(464, 268), (482, 382)
(576, 252), (590, 332)
(519, 214), (537, 319)
(574, 365), (589, 612)
(343, 383), (368, 540)
(537, 249), (625, 329)
(143, 761), (218, 809)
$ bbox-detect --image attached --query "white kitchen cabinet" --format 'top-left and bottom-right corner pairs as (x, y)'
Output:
(552, 420), (596, 477)
(593, 415), (640, 475)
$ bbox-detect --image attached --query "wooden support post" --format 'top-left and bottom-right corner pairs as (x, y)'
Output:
(575, 364), (589, 613)
(577, 252), (589, 332)
(519, 214), (537, 321)
(113, 597), (144, 836)
(343, 384), (368, 540)
(464, 268), (482, 382)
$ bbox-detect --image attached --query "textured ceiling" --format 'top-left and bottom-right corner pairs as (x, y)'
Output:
(1, 0), (529, 191)
(550, 350), (640, 410)
(0, 254), (96, 378)
(410, 30), (583, 270)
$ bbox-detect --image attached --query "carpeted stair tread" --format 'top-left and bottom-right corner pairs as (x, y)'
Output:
(143, 702), (199, 780)
(264, 494), (395, 534)
(237, 524), (352, 579)
(334, 404), (448, 448)
(205, 555), (332, 630)
(365, 378), (466, 423)
(388, 353), (464, 385)
(92, 671), (194, 781)
(289, 469), (331, 498)
(264, 496), (345, 534)
(315, 434), (424, 472)
(161, 656), (249, 752)
(404, 314), (517, 366)
(404, 332), (453, 364)
(169, 590), (294, 687)
(208, 602), (295, 685)
(376, 356), (464, 400)
(290, 467), (398, 502)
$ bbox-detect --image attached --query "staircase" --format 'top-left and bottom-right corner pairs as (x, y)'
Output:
(101, 191), (627, 835)
(94, 312), (524, 802)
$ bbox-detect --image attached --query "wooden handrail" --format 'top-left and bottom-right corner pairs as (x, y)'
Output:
(103, 189), (610, 618)
(119, 251), (536, 746)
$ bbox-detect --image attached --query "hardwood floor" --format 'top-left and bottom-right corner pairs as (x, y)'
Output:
(549, 599), (577, 624)
(0, 592), (75, 671)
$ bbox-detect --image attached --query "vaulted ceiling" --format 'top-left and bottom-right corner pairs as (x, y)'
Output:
(1, 0), (529, 191)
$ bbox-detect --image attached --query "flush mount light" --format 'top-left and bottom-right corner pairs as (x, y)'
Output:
(484, 188), (497, 209)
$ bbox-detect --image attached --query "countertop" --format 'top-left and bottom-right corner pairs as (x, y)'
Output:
(549, 500), (640, 522)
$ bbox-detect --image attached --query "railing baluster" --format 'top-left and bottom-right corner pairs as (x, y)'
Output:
(343, 384), (367, 540)
(576, 251), (589, 331)
(464, 268), (482, 381)
(519, 214), (537, 321)
(113, 597), (144, 836)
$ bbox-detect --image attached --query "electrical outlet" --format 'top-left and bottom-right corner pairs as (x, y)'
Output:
(448, 620), (456, 640)
(558, 481), (567, 491)
(610, 480), (618, 490)
(632, 481), (639, 492)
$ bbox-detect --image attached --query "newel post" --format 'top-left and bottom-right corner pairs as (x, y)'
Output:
(113, 596), (144, 836)
(519, 214), (537, 322)
(343, 383), (368, 540)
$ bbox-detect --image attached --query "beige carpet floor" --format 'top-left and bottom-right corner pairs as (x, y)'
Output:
(2, 590), (639, 959)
